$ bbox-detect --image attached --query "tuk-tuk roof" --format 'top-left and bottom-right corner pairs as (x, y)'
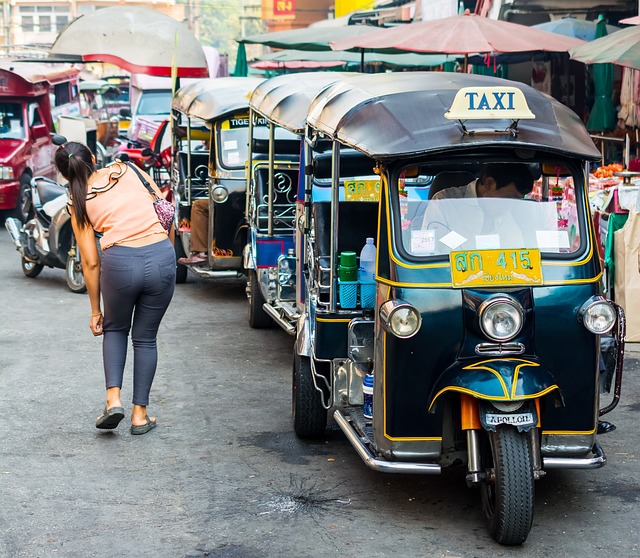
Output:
(0, 60), (80, 86)
(306, 72), (601, 161)
(250, 72), (356, 134)
(172, 77), (265, 121)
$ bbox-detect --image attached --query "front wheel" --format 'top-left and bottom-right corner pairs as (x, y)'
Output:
(480, 427), (534, 545)
(12, 176), (33, 223)
(66, 243), (86, 294)
(248, 269), (272, 329)
(21, 258), (44, 278)
(292, 351), (327, 439)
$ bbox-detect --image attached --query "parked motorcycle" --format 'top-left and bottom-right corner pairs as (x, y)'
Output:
(4, 174), (86, 293)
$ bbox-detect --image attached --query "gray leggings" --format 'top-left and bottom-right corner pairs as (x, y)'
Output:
(100, 239), (176, 405)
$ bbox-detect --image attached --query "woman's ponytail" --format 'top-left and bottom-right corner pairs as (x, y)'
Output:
(54, 142), (95, 228)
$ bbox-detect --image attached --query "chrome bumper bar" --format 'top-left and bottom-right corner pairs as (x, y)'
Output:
(333, 409), (441, 475)
(542, 440), (607, 469)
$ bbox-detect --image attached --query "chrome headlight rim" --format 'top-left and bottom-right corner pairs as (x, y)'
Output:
(211, 186), (229, 203)
(478, 295), (524, 342)
(379, 299), (422, 339)
(579, 297), (616, 335)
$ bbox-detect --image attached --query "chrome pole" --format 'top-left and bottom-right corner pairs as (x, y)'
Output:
(268, 121), (275, 237)
(245, 108), (255, 219)
(329, 141), (340, 312)
(186, 117), (192, 206)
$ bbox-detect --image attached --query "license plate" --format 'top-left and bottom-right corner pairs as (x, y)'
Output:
(450, 249), (543, 288)
(344, 179), (380, 202)
(485, 412), (535, 426)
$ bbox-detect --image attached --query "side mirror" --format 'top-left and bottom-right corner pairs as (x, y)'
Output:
(141, 147), (154, 157)
(119, 107), (132, 119)
(51, 134), (68, 146)
(31, 124), (49, 140)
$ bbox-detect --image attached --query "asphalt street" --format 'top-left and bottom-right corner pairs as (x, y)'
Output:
(0, 225), (639, 558)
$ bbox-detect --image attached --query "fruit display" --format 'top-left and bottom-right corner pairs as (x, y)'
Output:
(592, 163), (624, 178)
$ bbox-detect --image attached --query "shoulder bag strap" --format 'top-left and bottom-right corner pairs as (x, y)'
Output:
(125, 162), (160, 201)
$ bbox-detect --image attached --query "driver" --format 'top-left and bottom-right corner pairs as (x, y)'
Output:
(421, 163), (534, 251)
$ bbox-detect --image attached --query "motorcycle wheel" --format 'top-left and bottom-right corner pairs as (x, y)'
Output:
(21, 258), (44, 278)
(292, 351), (327, 439)
(248, 269), (272, 329)
(174, 236), (188, 284)
(66, 251), (87, 294)
(480, 426), (534, 545)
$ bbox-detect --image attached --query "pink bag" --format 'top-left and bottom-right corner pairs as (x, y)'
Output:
(127, 163), (174, 231)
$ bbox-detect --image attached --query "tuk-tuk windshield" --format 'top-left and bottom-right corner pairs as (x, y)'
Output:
(397, 161), (585, 258)
(137, 91), (172, 116)
(0, 102), (25, 139)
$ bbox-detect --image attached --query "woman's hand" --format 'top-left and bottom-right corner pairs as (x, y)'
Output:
(90, 313), (103, 336)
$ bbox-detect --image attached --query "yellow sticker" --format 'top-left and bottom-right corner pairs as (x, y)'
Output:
(344, 179), (380, 202)
(450, 249), (543, 288)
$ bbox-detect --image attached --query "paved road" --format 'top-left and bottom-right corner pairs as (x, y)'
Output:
(0, 225), (639, 558)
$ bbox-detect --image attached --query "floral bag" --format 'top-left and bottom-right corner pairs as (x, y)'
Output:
(126, 163), (174, 231)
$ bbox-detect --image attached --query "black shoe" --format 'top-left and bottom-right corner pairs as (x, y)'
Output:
(597, 420), (616, 434)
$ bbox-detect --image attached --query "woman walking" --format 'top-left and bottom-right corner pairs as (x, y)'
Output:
(56, 142), (175, 435)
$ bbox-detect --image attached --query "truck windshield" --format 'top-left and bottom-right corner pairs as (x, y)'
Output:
(137, 91), (172, 116)
(0, 102), (25, 139)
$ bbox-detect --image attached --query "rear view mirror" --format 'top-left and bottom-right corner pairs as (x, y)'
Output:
(51, 134), (68, 146)
(141, 147), (154, 157)
(119, 107), (132, 119)
(31, 124), (49, 140)
(541, 163), (570, 176)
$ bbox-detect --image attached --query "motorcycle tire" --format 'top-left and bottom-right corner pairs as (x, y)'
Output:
(248, 269), (272, 329)
(21, 258), (44, 278)
(292, 351), (327, 439)
(66, 254), (87, 294)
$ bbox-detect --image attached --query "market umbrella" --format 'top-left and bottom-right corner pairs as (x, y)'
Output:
(253, 49), (453, 68)
(238, 25), (378, 51)
(330, 12), (585, 71)
(620, 15), (640, 25)
(570, 25), (640, 70)
(532, 17), (619, 41)
(233, 43), (249, 77)
(50, 6), (209, 77)
(586, 16), (616, 132)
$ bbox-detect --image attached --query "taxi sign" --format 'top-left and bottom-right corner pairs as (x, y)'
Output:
(444, 87), (535, 121)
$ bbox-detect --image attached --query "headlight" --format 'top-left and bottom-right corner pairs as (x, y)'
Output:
(0, 166), (14, 180)
(492, 400), (524, 412)
(211, 186), (228, 203)
(380, 300), (422, 338)
(479, 296), (524, 342)
(579, 298), (616, 334)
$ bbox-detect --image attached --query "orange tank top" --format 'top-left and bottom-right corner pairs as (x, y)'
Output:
(84, 163), (167, 250)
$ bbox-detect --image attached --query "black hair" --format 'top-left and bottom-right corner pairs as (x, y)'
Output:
(54, 141), (95, 229)
(479, 163), (534, 196)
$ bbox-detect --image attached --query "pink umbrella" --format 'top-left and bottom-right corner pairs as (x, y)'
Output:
(330, 12), (586, 70)
(620, 15), (640, 25)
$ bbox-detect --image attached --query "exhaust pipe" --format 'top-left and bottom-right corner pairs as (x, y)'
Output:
(4, 218), (24, 251)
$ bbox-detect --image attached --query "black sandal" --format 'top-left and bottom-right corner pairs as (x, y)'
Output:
(130, 417), (157, 435)
(96, 406), (125, 429)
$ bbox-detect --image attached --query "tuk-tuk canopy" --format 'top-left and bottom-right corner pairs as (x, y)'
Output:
(250, 72), (356, 134)
(306, 72), (601, 161)
(172, 77), (264, 122)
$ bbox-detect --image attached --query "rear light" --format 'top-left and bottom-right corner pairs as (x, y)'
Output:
(0, 166), (15, 180)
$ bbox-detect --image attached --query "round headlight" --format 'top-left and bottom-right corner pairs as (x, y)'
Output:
(479, 296), (524, 342)
(211, 186), (228, 203)
(380, 300), (422, 339)
(491, 400), (524, 412)
(581, 300), (616, 334)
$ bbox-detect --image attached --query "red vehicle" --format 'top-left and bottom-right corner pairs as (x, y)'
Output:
(0, 61), (80, 222)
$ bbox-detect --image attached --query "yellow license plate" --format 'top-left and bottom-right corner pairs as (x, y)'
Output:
(450, 249), (543, 288)
(344, 179), (380, 202)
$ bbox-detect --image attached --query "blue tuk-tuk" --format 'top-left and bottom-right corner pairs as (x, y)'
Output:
(245, 72), (354, 332)
(293, 72), (625, 545)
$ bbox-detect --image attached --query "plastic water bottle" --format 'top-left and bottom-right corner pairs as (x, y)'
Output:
(363, 373), (374, 419)
(358, 237), (376, 282)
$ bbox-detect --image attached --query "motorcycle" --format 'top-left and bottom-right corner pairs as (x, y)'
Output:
(4, 174), (86, 293)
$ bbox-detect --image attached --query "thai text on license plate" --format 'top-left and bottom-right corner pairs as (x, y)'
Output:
(450, 249), (543, 288)
(485, 412), (535, 426)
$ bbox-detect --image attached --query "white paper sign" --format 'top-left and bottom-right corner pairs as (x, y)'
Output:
(475, 234), (501, 249)
(224, 140), (238, 150)
(227, 151), (241, 165)
(536, 230), (570, 250)
(440, 230), (468, 250)
(411, 229), (436, 254)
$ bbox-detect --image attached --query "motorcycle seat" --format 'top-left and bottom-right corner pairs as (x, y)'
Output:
(36, 178), (67, 206)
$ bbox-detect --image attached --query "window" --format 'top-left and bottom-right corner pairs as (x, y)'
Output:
(22, 16), (35, 32)
(56, 15), (68, 31)
(53, 82), (70, 106)
(39, 15), (51, 33)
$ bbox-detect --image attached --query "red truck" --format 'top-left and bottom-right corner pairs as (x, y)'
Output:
(0, 61), (80, 221)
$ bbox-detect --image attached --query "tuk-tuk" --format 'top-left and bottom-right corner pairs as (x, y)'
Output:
(170, 77), (264, 282)
(245, 72), (354, 332)
(294, 72), (625, 545)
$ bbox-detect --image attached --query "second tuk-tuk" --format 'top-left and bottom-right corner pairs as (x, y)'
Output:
(245, 72), (354, 333)
(293, 72), (625, 545)
(170, 77), (264, 282)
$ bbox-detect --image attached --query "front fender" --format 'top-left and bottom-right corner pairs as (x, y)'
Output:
(428, 357), (562, 411)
